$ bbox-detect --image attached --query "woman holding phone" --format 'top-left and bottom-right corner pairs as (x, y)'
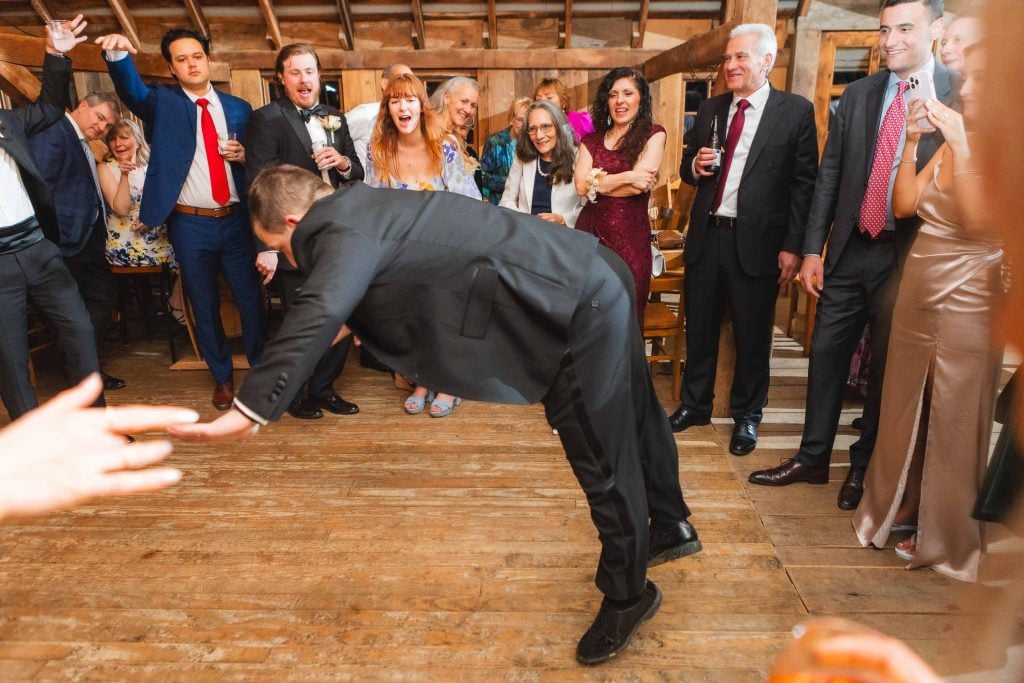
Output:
(854, 43), (1003, 582)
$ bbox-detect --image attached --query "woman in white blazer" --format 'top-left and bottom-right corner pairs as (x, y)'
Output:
(499, 100), (582, 228)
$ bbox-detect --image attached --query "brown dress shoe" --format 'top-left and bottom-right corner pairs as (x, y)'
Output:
(749, 459), (829, 486)
(837, 465), (867, 510)
(212, 381), (234, 411)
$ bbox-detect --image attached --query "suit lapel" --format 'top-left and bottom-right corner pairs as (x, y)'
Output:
(740, 89), (783, 182)
(862, 71), (889, 180)
(280, 100), (314, 152)
(175, 86), (198, 138)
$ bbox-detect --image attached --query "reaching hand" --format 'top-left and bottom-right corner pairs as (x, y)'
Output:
(94, 33), (138, 55)
(168, 408), (260, 443)
(0, 374), (197, 520)
(255, 251), (279, 286)
(45, 14), (88, 55)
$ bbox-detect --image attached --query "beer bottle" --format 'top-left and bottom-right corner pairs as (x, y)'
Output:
(707, 116), (722, 173)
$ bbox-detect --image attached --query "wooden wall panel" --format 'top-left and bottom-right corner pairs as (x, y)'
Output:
(651, 72), (684, 187)
(340, 69), (379, 111)
(229, 69), (267, 108)
(477, 70), (516, 146)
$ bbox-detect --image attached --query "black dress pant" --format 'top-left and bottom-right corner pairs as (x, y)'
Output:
(62, 223), (116, 352)
(0, 237), (102, 420)
(795, 231), (899, 468)
(543, 246), (691, 600)
(277, 268), (352, 400)
(680, 222), (780, 421)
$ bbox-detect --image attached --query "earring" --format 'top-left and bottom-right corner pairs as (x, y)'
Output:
(606, 115), (612, 127)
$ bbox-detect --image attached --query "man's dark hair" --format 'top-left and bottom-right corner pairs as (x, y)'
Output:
(160, 28), (211, 62)
(880, 0), (944, 20)
(275, 43), (320, 76)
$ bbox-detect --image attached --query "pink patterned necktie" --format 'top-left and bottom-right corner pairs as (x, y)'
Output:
(858, 80), (910, 238)
(712, 98), (750, 213)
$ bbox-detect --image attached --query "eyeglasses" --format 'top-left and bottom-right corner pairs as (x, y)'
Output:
(527, 123), (555, 137)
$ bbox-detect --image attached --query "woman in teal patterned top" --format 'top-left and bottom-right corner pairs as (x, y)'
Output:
(480, 96), (531, 205)
(365, 73), (480, 418)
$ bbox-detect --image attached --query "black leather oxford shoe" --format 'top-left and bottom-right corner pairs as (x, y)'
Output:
(287, 396), (323, 420)
(576, 581), (662, 665)
(648, 520), (702, 567)
(729, 420), (759, 456)
(748, 459), (829, 486)
(310, 393), (359, 415)
(668, 406), (711, 433)
(837, 465), (867, 510)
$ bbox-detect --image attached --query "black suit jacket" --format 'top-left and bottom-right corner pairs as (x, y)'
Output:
(236, 184), (601, 421)
(0, 53), (71, 244)
(803, 62), (958, 273)
(681, 88), (818, 277)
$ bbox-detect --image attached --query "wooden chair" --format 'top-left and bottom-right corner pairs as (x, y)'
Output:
(110, 263), (178, 362)
(643, 251), (686, 397)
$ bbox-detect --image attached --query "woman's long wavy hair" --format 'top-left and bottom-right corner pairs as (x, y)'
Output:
(368, 73), (446, 185)
(104, 118), (150, 166)
(589, 67), (653, 166)
(514, 100), (576, 186)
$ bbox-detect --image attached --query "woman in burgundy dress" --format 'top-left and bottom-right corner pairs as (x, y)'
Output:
(574, 67), (666, 325)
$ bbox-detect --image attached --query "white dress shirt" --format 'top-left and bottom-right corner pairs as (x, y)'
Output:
(179, 86), (240, 208)
(710, 80), (771, 218)
(300, 106), (351, 180)
(0, 147), (35, 227)
(344, 101), (378, 170)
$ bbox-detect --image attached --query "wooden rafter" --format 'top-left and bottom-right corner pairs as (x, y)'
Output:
(336, 0), (355, 50)
(632, 0), (650, 49)
(643, 23), (733, 82)
(29, 0), (52, 23)
(411, 0), (426, 50)
(0, 61), (41, 102)
(560, 0), (572, 49)
(795, 0), (812, 17)
(485, 0), (497, 49)
(105, 0), (142, 51)
(257, 0), (284, 52)
(181, 0), (210, 39)
(720, 0), (736, 23)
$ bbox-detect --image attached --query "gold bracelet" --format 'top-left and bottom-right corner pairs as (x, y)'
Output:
(953, 169), (982, 177)
(899, 159), (917, 164)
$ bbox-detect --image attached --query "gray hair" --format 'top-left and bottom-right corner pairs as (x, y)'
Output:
(730, 23), (778, 71)
(430, 76), (480, 112)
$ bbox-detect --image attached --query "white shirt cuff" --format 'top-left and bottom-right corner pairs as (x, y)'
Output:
(104, 50), (129, 62)
(233, 398), (268, 426)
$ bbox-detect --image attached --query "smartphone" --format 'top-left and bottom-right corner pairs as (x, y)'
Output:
(906, 70), (938, 132)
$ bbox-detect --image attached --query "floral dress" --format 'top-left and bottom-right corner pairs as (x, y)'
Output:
(365, 138), (482, 199)
(104, 160), (176, 267)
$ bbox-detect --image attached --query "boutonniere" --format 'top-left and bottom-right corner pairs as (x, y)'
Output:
(318, 114), (342, 144)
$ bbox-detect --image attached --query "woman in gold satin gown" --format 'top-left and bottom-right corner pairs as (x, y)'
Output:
(854, 44), (1003, 582)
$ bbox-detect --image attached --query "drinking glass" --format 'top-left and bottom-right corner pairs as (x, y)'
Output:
(48, 20), (76, 53)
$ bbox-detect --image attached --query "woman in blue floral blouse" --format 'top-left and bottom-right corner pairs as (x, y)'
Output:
(480, 97), (531, 205)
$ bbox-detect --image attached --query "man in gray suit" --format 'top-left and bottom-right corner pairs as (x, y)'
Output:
(173, 164), (701, 666)
(749, 0), (957, 509)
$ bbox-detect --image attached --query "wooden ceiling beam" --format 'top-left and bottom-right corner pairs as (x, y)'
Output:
(560, 0), (572, 49)
(257, 0), (284, 52)
(411, 0), (426, 50)
(223, 47), (658, 71)
(0, 32), (200, 80)
(0, 61), (42, 103)
(485, 0), (497, 49)
(632, 0), (650, 49)
(795, 0), (812, 17)
(336, 0), (355, 50)
(181, 0), (211, 40)
(105, 0), (142, 51)
(29, 0), (52, 23)
(643, 22), (733, 82)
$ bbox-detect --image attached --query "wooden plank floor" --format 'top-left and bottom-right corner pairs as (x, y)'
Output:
(0, 315), (1019, 680)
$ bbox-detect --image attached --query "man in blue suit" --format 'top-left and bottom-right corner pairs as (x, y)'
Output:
(96, 28), (267, 410)
(30, 90), (124, 391)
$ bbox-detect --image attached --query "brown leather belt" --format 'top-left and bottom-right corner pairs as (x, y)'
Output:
(174, 203), (239, 218)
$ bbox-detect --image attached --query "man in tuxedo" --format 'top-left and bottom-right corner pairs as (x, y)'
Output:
(667, 23), (818, 456)
(0, 16), (107, 419)
(96, 29), (268, 410)
(246, 43), (363, 420)
(30, 90), (126, 391)
(749, 0), (958, 509)
(173, 165), (702, 666)
(344, 62), (412, 170)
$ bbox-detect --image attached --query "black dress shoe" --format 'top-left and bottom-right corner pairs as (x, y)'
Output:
(749, 459), (829, 486)
(648, 520), (702, 567)
(101, 372), (126, 391)
(668, 405), (711, 433)
(729, 420), (759, 456)
(852, 417), (864, 430)
(310, 393), (359, 415)
(838, 465), (867, 510)
(576, 581), (662, 665)
(287, 396), (323, 420)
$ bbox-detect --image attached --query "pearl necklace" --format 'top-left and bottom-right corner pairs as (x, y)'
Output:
(537, 159), (551, 178)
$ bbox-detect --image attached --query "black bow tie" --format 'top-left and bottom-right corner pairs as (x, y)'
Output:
(300, 104), (327, 123)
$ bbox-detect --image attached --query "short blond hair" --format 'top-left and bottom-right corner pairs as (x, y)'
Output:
(248, 165), (330, 234)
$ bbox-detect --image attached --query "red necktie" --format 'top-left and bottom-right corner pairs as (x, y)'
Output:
(712, 98), (750, 213)
(196, 98), (230, 206)
(859, 80), (910, 238)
